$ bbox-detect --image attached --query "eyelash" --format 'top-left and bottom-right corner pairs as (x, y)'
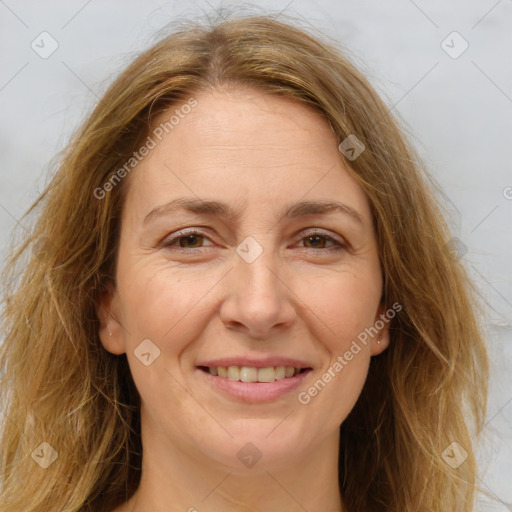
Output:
(162, 228), (348, 253)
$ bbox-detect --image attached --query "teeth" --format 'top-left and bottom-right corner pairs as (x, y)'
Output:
(256, 367), (275, 383)
(240, 367), (257, 382)
(227, 366), (240, 380)
(207, 365), (302, 382)
(285, 366), (295, 378)
(275, 366), (286, 380)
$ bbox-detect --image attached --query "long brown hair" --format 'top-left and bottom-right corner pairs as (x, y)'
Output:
(0, 12), (489, 512)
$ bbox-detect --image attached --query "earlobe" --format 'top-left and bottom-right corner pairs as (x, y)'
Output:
(96, 281), (126, 355)
(370, 303), (391, 356)
(371, 327), (390, 356)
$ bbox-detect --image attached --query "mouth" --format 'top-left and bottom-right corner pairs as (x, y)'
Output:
(195, 365), (313, 403)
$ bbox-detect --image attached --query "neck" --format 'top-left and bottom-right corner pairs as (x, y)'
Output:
(121, 413), (344, 512)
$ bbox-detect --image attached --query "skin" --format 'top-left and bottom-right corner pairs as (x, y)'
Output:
(97, 85), (389, 512)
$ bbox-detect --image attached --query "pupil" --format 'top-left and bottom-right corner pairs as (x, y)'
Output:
(308, 235), (323, 248)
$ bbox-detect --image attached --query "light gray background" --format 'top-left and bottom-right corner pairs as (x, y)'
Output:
(1, 1), (511, 509)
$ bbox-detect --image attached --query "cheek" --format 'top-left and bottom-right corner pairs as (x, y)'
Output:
(289, 269), (379, 421)
(117, 266), (214, 412)
(294, 266), (382, 349)
(119, 263), (212, 347)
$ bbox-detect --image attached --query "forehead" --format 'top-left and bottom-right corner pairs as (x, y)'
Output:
(167, 86), (333, 148)
(123, 86), (372, 224)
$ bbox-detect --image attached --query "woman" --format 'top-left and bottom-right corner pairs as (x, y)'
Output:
(0, 13), (489, 512)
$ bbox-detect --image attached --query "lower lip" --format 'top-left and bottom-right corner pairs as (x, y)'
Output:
(195, 367), (312, 403)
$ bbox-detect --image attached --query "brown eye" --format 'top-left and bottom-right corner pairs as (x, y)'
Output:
(178, 234), (204, 248)
(163, 230), (214, 250)
(298, 231), (346, 251)
(303, 234), (331, 249)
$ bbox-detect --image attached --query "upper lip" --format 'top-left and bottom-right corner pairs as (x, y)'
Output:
(197, 356), (313, 369)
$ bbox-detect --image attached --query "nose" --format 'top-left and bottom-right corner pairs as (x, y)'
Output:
(219, 240), (296, 340)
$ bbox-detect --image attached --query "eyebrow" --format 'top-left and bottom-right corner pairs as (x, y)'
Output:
(143, 197), (364, 225)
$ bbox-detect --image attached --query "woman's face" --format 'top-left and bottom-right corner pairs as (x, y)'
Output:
(98, 86), (388, 473)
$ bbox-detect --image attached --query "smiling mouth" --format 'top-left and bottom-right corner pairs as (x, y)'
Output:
(197, 365), (312, 383)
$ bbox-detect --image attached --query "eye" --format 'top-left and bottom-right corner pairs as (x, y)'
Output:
(297, 230), (348, 252)
(161, 228), (348, 252)
(162, 229), (214, 250)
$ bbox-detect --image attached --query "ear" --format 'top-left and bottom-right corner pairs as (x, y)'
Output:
(96, 280), (126, 355)
(370, 302), (391, 356)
